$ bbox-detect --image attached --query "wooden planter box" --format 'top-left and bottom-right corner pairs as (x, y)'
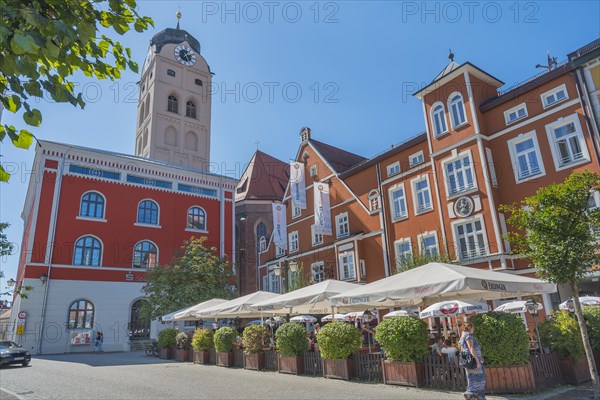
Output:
(194, 350), (211, 365)
(485, 363), (536, 394)
(216, 351), (234, 367)
(175, 348), (190, 362)
(381, 360), (424, 387)
(559, 357), (591, 385)
(244, 352), (265, 370)
(323, 358), (354, 380)
(278, 355), (304, 375)
(188, 348), (195, 362)
(159, 347), (172, 359)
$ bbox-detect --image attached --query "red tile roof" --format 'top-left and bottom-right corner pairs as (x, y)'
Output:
(310, 139), (367, 174)
(238, 150), (289, 201)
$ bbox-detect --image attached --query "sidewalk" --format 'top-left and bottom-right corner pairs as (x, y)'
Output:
(506, 384), (594, 400)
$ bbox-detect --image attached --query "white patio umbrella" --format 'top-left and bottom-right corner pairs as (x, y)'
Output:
(382, 310), (411, 319)
(330, 262), (557, 310)
(197, 291), (280, 319)
(290, 315), (317, 323)
(343, 310), (380, 322)
(559, 296), (600, 311)
(173, 299), (228, 321)
(420, 300), (488, 319)
(494, 300), (545, 314)
(321, 313), (346, 322)
(161, 305), (196, 323)
(250, 279), (361, 315)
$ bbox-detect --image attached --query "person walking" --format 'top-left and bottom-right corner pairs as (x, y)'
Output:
(460, 322), (486, 400)
(97, 332), (104, 353)
(94, 332), (101, 353)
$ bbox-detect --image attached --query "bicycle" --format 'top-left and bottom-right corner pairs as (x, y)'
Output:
(145, 341), (159, 357)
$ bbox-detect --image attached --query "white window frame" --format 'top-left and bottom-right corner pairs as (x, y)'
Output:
(431, 102), (449, 137)
(311, 225), (323, 246)
(410, 175), (433, 214)
(288, 231), (299, 253)
(441, 150), (477, 198)
(451, 216), (489, 261)
(394, 238), (412, 266)
(417, 231), (438, 258)
(545, 113), (590, 171)
(388, 183), (408, 222)
(311, 261), (325, 283)
(447, 92), (467, 129)
(309, 164), (318, 177)
(335, 212), (350, 239)
(386, 161), (401, 177)
(503, 103), (528, 125)
(507, 131), (546, 183)
(338, 251), (356, 280)
(409, 151), (424, 167)
(292, 204), (301, 219)
(541, 84), (569, 108)
(275, 244), (285, 257)
(268, 270), (281, 294)
(368, 190), (380, 213)
(258, 237), (267, 253)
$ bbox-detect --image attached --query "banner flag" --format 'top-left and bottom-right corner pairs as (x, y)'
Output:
(313, 182), (332, 235)
(289, 161), (307, 209)
(272, 202), (288, 249)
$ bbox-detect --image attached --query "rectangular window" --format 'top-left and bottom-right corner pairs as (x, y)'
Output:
(167, 69), (176, 77)
(309, 164), (317, 177)
(394, 238), (412, 267)
(386, 162), (401, 177)
(194, 78), (203, 86)
(412, 176), (432, 213)
(268, 271), (280, 294)
(311, 225), (323, 246)
(311, 262), (324, 283)
(455, 219), (487, 260)
(178, 184), (218, 198)
(292, 205), (301, 219)
(418, 233), (438, 258)
(409, 151), (424, 167)
(289, 231), (298, 253)
(275, 245), (285, 257)
(444, 154), (475, 196)
(504, 103), (528, 125)
(541, 84), (568, 108)
(508, 132), (545, 182)
(389, 184), (408, 221)
(335, 213), (350, 238)
(126, 174), (172, 189)
(546, 116), (588, 169)
(69, 165), (120, 181)
(339, 252), (356, 280)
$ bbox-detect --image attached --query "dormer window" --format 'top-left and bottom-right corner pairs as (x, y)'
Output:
(431, 103), (448, 137)
(448, 92), (466, 128)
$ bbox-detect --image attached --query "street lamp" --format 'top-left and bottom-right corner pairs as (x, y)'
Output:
(525, 299), (543, 353)
(7, 279), (16, 287)
(40, 273), (48, 285)
(273, 260), (299, 293)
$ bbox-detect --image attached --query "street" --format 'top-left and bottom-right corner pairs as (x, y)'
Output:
(0, 352), (516, 400)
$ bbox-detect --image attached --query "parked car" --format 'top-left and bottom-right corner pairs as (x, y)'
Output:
(0, 341), (31, 367)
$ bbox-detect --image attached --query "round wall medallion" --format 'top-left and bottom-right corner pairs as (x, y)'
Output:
(454, 196), (474, 217)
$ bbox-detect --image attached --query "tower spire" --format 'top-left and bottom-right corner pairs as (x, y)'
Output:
(176, 7), (182, 29)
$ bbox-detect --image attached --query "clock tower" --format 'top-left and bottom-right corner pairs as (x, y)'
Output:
(135, 18), (213, 170)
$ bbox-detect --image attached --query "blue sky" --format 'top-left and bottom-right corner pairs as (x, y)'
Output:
(1, 1), (599, 291)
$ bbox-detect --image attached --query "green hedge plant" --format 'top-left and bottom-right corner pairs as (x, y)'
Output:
(175, 332), (191, 350)
(540, 311), (585, 361)
(316, 322), (362, 360)
(583, 306), (600, 351)
(275, 322), (308, 357)
(192, 328), (214, 352)
(242, 324), (268, 354)
(157, 328), (177, 349)
(375, 316), (428, 362)
(469, 312), (529, 367)
(214, 326), (236, 353)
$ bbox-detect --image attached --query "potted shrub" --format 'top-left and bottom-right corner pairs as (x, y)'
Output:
(375, 316), (428, 387)
(157, 328), (177, 359)
(316, 322), (361, 380)
(192, 328), (214, 364)
(275, 322), (307, 375)
(469, 312), (533, 393)
(540, 311), (590, 385)
(174, 332), (191, 362)
(242, 324), (268, 370)
(214, 326), (236, 367)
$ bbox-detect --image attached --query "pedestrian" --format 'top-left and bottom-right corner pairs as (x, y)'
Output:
(431, 336), (444, 357)
(460, 322), (486, 400)
(442, 339), (458, 361)
(94, 332), (101, 353)
(97, 332), (104, 353)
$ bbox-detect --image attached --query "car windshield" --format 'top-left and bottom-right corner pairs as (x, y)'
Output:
(0, 341), (19, 349)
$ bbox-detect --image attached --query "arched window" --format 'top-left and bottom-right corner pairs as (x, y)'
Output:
(138, 106), (144, 127)
(431, 103), (448, 136)
(448, 92), (466, 128)
(137, 200), (159, 225)
(68, 299), (94, 329)
(80, 191), (105, 219)
(185, 131), (198, 151)
(145, 94), (151, 117)
(164, 126), (178, 147)
(167, 95), (178, 113)
(186, 100), (197, 119)
(187, 206), (206, 230)
(142, 128), (149, 149)
(133, 241), (158, 269)
(73, 236), (102, 266)
(256, 222), (268, 252)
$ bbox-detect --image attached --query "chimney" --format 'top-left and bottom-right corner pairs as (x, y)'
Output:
(300, 127), (311, 142)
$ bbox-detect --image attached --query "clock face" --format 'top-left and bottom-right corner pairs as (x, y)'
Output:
(454, 196), (474, 218)
(174, 45), (196, 66)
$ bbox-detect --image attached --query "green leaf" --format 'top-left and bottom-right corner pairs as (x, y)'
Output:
(11, 129), (34, 148)
(11, 33), (41, 55)
(23, 109), (42, 127)
(0, 165), (10, 182)
(2, 95), (21, 112)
